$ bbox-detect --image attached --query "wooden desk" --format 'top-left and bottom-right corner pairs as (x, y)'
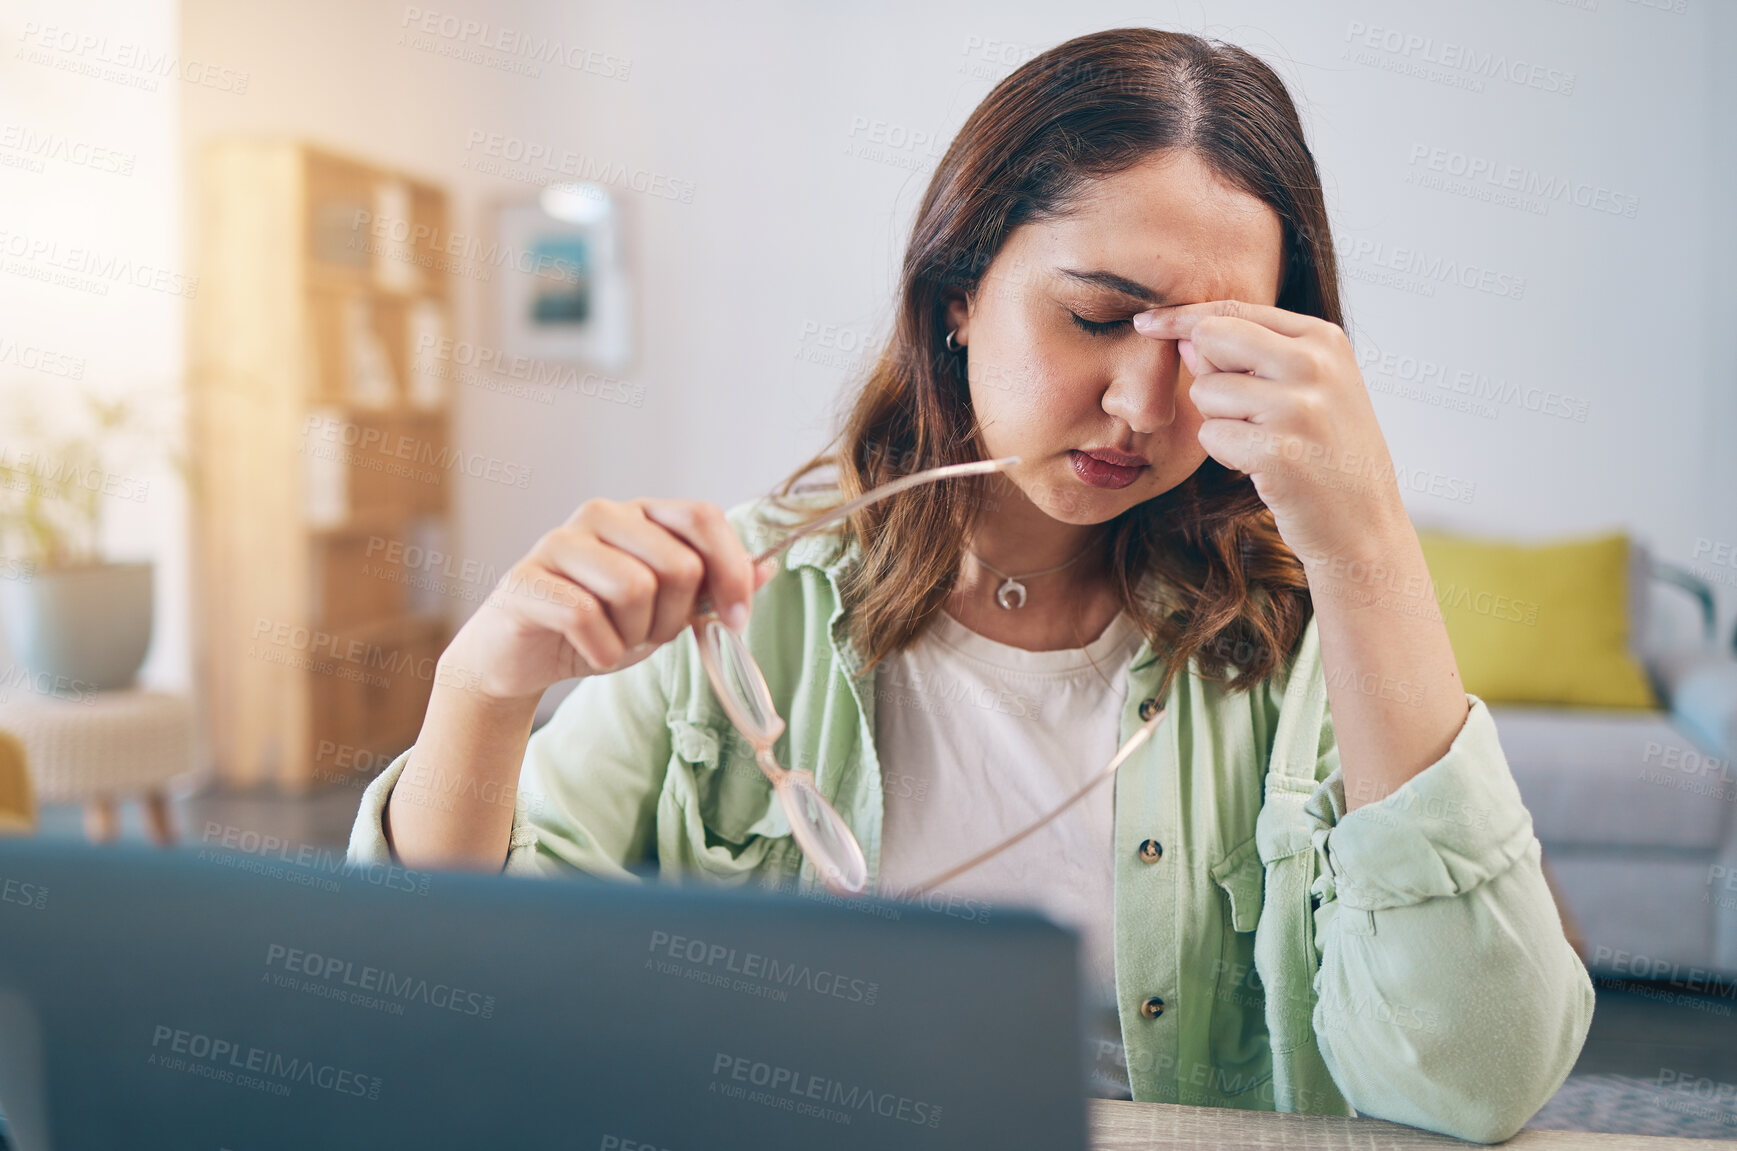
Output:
(1089, 1099), (1737, 1149)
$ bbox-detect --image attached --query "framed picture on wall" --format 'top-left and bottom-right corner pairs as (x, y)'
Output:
(494, 184), (633, 372)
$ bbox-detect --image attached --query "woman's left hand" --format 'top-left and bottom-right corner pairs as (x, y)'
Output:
(1132, 300), (1407, 565)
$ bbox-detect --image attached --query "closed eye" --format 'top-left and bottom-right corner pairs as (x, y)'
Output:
(1071, 313), (1131, 337)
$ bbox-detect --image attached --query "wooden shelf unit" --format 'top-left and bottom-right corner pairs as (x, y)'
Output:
(191, 140), (457, 791)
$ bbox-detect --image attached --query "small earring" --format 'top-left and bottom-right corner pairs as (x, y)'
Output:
(945, 328), (962, 352)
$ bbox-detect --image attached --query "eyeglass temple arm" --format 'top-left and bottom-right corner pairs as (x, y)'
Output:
(748, 456), (1020, 568)
(906, 706), (1167, 898)
(692, 456), (1019, 618)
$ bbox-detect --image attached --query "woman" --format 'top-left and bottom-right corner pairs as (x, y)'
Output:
(349, 27), (1593, 1142)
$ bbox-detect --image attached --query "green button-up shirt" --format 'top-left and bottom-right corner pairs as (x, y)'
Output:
(348, 495), (1594, 1143)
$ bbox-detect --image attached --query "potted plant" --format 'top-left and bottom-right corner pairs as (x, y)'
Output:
(0, 386), (176, 695)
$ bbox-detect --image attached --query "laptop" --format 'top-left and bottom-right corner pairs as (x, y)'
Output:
(0, 838), (1089, 1150)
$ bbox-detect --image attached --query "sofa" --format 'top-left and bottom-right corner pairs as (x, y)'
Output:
(1488, 542), (1737, 984)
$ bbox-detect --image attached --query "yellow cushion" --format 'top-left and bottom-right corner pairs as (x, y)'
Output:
(0, 728), (33, 830)
(1415, 530), (1659, 709)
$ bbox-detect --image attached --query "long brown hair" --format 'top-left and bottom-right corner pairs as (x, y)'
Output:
(767, 27), (1341, 697)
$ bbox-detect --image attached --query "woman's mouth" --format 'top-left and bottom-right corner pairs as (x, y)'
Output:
(1069, 448), (1149, 490)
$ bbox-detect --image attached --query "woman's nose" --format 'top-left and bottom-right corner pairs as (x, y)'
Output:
(1100, 341), (1185, 433)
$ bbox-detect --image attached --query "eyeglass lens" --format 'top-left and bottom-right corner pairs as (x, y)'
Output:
(700, 620), (780, 739)
(698, 620), (868, 894)
(780, 772), (869, 895)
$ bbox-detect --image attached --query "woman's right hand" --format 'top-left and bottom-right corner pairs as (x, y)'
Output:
(439, 499), (776, 703)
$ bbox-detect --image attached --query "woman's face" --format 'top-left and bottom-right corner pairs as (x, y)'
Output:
(946, 148), (1286, 525)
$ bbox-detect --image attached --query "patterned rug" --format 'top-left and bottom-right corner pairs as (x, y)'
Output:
(1529, 1073), (1737, 1139)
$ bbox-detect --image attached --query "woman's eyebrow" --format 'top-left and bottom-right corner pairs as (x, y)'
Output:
(1056, 268), (1165, 306)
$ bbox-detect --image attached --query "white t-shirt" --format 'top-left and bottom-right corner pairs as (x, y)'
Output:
(872, 607), (1145, 1095)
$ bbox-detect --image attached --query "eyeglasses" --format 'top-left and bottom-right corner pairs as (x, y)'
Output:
(690, 457), (1169, 898)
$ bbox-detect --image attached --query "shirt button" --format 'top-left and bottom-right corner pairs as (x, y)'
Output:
(1140, 996), (1166, 1020)
(1138, 697), (1160, 722)
(1138, 839), (1163, 864)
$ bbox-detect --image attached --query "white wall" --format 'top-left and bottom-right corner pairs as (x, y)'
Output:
(29, 0), (1721, 725)
(0, 0), (188, 689)
(182, 0), (1737, 652)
